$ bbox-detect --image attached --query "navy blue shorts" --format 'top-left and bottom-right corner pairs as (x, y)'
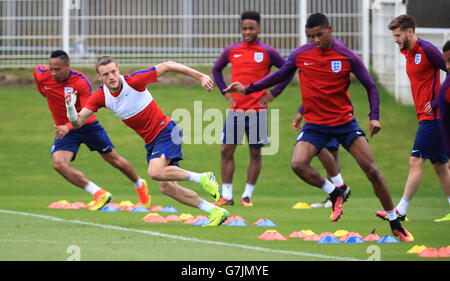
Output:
(325, 138), (340, 151)
(296, 119), (365, 152)
(145, 120), (183, 166)
(222, 110), (268, 148)
(51, 120), (114, 161)
(412, 120), (448, 164)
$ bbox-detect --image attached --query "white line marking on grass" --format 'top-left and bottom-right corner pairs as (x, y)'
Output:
(0, 209), (362, 261)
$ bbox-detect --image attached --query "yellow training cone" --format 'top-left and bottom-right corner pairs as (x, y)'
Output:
(406, 245), (427, 254)
(292, 202), (311, 209)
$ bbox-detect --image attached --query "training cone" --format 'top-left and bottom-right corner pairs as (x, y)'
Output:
(143, 214), (168, 223)
(333, 230), (349, 238)
(72, 201), (87, 208)
(438, 247), (450, 258)
(118, 201), (135, 210)
(192, 218), (210, 226)
(161, 206), (179, 212)
(319, 232), (335, 238)
(130, 206), (149, 212)
(344, 236), (366, 244)
(303, 235), (321, 241)
(224, 216), (246, 225)
(407, 245), (427, 254)
(148, 205), (164, 211)
(255, 219), (277, 227)
(339, 232), (363, 242)
(226, 220), (248, 226)
(363, 233), (381, 242)
(317, 235), (341, 244)
(165, 215), (182, 222)
(288, 231), (307, 238)
(292, 202), (311, 209)
(257, 230), (287, 241)
(179, 213), (194, 220)
(418, 248), (440, 258)
(183, 215), (208, 224)
(376, 235), (399, 243)
(100, 205), (119, 212)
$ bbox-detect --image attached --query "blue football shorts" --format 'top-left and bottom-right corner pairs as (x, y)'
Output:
(222, 109), (269, 148)
(51, 120), (114, 161)
(412, 119), (448, 164)
(145, 120), (183, 167)
(296, 119), (366, 152)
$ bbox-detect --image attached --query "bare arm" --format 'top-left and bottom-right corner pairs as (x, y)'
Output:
(155, 61), (214, 92)
(64, 90), (94, 129)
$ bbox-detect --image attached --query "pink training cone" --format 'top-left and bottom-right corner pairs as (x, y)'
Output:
(148, 205), (164, 211)
(303, 235), (322, 241)
(363, 233), (381, 241)
(418, 248), (440, 258)
(257, 230), (287, 241)
(165, 215), (182, 222)
(438, 247), (450, 258)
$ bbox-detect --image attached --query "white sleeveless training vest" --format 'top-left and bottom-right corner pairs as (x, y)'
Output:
(103, 75), (153, 120)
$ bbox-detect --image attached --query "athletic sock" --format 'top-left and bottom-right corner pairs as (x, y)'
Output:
(386, 209), (398, 221)
(396, 197), (410, 216)
(84, 181), (101, 195)
(222, 183), (233, 200)
(321, 179), (336, 195)
(188, 172), (202, 183)
(330, 173), (344, 187)
(198, 199), (215, 213)
(134, 177), (143, 189)
(242, 183), (255, 199)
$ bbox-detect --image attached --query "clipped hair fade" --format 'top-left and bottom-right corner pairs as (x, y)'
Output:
(241, 11), (261, 24)
(305, 13), (329, 29)
(50, 50), (70, 63)
(443, 40), (450, 53)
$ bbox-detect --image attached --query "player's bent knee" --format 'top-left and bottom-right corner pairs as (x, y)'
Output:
(52, 159), (70, 173)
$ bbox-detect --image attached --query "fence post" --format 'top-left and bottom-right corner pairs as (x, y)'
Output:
(62, 0), (70, 54)
(362, 0), (370, 67)
(299, 0), (307, 46)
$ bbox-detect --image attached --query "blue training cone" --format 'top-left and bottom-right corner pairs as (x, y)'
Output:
(317, 235), (341, 244)
(130, 206), (149, 212)
(161, 206), (179, 212)
(376, 235), (399, 243)
(255, 219), (277, 227)
(100, 205), (119, 212)
(192, 218), (210, 226)
(226, 219), (248, 226)
(344, 236), (366, 244)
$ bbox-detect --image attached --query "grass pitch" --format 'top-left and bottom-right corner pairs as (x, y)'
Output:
(0, 76), (449, 262)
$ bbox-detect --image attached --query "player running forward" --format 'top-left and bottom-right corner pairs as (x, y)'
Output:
(435, 40), (450, 222)
(65, 57), (229, 226)
(376, 15), (450, 222)
(34, 50), (150, 211)
(225, 13), (413, 241)
(212, 11), (294, 207)
(294, 104), (351, 208)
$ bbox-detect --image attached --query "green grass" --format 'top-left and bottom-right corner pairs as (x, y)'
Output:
(0, 80), (449, 261)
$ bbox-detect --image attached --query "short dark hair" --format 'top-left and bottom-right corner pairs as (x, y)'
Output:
(50, 50), (70, 63)
(241, 11), (260, 24)
(95, 56), (116, 73)
(306, 13), (329, 29)
(443, 40), (450, 53)
(388, 14), (415, 32)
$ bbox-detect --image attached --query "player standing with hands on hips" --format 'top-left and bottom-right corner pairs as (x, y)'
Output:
(65, 57), (230, 226)
(212, 11), (294, 207)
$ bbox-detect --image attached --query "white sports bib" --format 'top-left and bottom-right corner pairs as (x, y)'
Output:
(103, 75), (153, 120)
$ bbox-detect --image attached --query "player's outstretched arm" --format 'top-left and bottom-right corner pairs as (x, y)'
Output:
(155, 61), (214, 92)
(64, 90), (94, 129)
